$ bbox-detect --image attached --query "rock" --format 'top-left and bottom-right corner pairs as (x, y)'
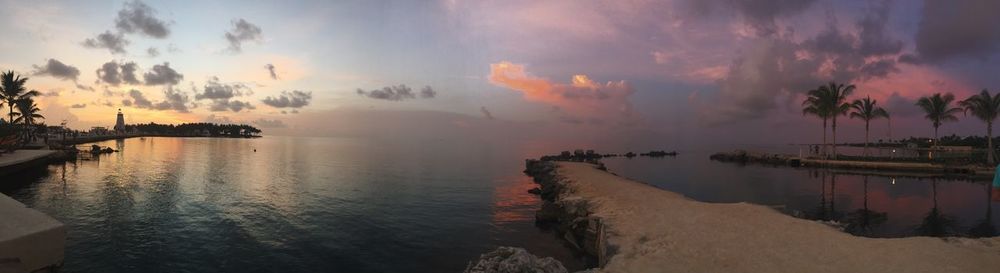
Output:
(535, 202), (559, 223)
(528, 188), (542, 195)
(464, 247), (568, 273)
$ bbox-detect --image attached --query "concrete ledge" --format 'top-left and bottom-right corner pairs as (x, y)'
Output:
(0, 194), (66, 273)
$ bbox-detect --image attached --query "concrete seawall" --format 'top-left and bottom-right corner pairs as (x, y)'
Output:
(0, 150), (56, 177)
(0, 194), (66, 273)
(520, 160), (1000, 272)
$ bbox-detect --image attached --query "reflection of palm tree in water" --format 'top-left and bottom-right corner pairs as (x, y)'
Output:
(916, 179), (956, 236)
(810, 171), (841, 221)
(844, 176), (887, 236)
(968, 183), (996, 237)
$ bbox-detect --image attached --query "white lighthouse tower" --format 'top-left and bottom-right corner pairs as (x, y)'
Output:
(114, 109), (126, 133)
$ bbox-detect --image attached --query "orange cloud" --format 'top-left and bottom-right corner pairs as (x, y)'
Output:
(488, 61), (636, 125)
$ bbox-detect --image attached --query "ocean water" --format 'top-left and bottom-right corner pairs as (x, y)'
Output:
(2, 136), (588, 272)
(5, 137), (998, 273)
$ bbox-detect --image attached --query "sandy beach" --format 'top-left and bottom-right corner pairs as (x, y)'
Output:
(543, 161), (1000, 272)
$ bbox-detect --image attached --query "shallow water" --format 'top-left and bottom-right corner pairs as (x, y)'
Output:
(2, 136), (588, 273)
(602, 151), (1000, 238)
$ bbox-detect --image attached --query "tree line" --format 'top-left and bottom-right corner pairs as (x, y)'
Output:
(125, 122), (261, 137)
(803, 81), (1000, 164)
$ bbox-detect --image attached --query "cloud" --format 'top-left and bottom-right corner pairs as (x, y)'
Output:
(82, 31), (130, 54)
(195, 77), (249, 100)
(355, 85), (436, 101)
(147, 47), (160, 57)
(125, 89), (153, 108)
(685, 0), (818, 36)
(209, 99), (254, 112)
(143, 62), (183, 85)
(883, 92), (922, 118)
(262, 90), (312, 108)
(203, 114), (233, 124)
(703, 3), (905, 124)
(913, 0), (1000, 63)
(253, 118), (286, 128)
(480, 106), (494, 120)
(158, 87), (191, 112)
(265, 63), (278, 79)
(420, 86), (437, 98)
(70, 103), (87, 109)
(123, 87), (191, 112)
(76, 84), (95, 92)
(488, 61), (635, 125)
(225, 18), (263, 53)
(32, 59), (80, 81)
(95, 60), (141, 86)
(42, 90), (60, 97)
(114, 0), (170, 38)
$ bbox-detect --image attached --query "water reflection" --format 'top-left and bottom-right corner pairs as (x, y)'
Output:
(968, 183), (997, 237)
(602, 154), (1000, 238)
(843, 176), (887, 236)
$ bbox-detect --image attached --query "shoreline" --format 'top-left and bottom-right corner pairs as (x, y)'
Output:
(516, 160), (1000, 272)
(56, 134), (261, 146)
(710, 150), (996, 180)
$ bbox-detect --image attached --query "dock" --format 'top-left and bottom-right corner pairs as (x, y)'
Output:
(0, 150), (56, 177)
(0, 194), (66, 272)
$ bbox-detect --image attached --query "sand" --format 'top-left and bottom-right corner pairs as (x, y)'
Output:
(552, 162), (1000, 273)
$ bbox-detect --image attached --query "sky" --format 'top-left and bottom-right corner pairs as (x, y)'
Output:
(2, 0), (1000, 150)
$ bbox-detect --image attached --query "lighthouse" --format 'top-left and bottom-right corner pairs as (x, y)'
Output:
(114, 109), (125, 133)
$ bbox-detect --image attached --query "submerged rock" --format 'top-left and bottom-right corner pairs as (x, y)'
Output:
(464, 247), (568, 273)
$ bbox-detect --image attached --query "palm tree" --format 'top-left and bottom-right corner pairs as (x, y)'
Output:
(916, 93), (962, 149)
(12, 97), (43, 142)
(803, 88), (831, 157)
(12, 97), (43, 126)
(850, 96), (889, 157)
(0, 71), (38, 124)
(958, 89), (1000, 164)
(818, 82), (854, 159)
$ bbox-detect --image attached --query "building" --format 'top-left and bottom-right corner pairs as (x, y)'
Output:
(114, 109), (125, 133)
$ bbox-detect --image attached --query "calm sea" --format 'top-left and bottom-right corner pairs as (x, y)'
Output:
(3, 137), (998, 272)
(2, 136), (588, 273)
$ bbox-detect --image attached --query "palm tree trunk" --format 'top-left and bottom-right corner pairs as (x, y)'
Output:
(864, 121), (870, 157)
(832, 117), (838, 159)
(822, 118), (828, 157)
(934, 125), (939, 149)
(988, 122), (994, 165)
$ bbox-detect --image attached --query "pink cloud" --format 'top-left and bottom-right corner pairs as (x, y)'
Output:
(488, 61), (636, 125)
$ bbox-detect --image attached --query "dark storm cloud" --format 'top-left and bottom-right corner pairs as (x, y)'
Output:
(265, 63), (278, 80)
(115, 0), (171, 38)
(914, 0), (1000, 63)
(480, 106), (494, 120)
(261, 90), (312, 108)
(195, 77), (249, 100)
(70, 103), (87, 109)
(82, 31), (130, 54)
(209, 99), (255, 112)
(143, 62), (183, 86)
(706, 3), (903, 124)
(355, 85), (437, 101)
(685, 0), (818, 36)
(32, 59), (80, 81)
(225, 18), (263, 53)
(95, 61), (141, 86)
(253, 118), (286, 128)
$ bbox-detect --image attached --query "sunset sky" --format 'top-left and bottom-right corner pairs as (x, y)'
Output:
(2, 0), (999, 149)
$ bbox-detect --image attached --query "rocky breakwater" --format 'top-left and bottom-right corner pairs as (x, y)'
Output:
(709, 150), (799, 166)
(524, 160), (609, 267)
